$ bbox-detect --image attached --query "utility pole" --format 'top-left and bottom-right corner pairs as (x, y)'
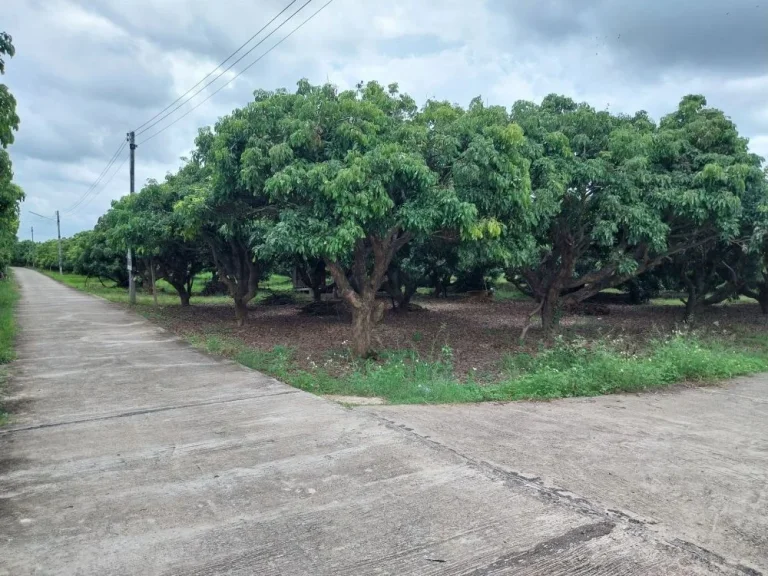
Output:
(127, 131), (137, 305)
(30, 226), (34, 268)
(30, 226), (33, 242)
(56, 210), (63, 275)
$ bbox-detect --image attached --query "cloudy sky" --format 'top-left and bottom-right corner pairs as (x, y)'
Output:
(5, 0), (768, 240)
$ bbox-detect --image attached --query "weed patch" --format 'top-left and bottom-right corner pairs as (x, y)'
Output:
(180, 329), (768, 405)
(0, 273), (19, 424)
(0, 274), (18, 364)
(40, 271), (298, 307)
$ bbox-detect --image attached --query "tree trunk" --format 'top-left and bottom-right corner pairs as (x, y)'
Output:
(758, 285), (768, 315)
(385, 265), (404, 310)
(325, 229), (410, 357)
(296, 258), (326, 303)
(432, 274), (448, 298)
(234, 298), (248, 326)
(684, 297), (697, 325)
(401, 282), (417, 309)
(327, 262), (381, 358)
(540, 291), (559, 337)
(682, 277), (698, 325)
(683, 285), (698, 325)
(150, 259), (158, 306)
(169, 281), (191, 307)
(350, 299), (375, 358)
(537, 237), (575, 338)
(539, 273), (565, 337)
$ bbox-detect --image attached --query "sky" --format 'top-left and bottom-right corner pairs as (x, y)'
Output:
(4, 0), (768, 241)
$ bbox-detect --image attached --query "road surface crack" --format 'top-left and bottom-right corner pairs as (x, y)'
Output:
(462, 521), (615, 576)
(371, 413), (763, 576)
(0, 390), (300, 435)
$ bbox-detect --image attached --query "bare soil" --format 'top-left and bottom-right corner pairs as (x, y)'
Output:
(146, 295), (768, 377)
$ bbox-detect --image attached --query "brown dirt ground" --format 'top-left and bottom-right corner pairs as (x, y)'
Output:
(145, 294), (768, 378)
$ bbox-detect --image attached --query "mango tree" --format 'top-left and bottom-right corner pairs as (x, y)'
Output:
(510, 94), (750, 334)
(106, 176), (206, 306)
(68, 225), (129, 287)
(11, 239), (34, 267)
(264, 81), (530, 357)
(655, 96), (768, 322)
(421, 97), (535, 285)
(737, 167), (768, 312)
(177, 111), (278, 325)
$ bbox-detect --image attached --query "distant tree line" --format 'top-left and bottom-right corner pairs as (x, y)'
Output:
(0, 32), (23, 275)
(14, 80), (768, 356)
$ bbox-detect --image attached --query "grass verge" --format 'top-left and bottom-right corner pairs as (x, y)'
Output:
(39, 270), (297, 307)
(39, 271), (231, 306)
(184, 330), (768, 405)
(0, 271), (19, 424)
(38, 268), (768, 405)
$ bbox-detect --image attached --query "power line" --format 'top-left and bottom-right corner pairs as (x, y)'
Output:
(64, 140), (125, 214)
(75, 155), (129, 213)
(63, 140), (126, 215)
(132, 0), (300, 134)
(138, 0), (335, 146)
(28, 210), (56, 222)
(135, 0), (315, 138)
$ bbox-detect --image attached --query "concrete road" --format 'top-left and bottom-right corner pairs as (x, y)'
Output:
(0, 268), (761, 575)
(365, 388), (768, 574)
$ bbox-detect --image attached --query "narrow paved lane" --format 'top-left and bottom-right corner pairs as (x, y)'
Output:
(0, 269), (752, 575)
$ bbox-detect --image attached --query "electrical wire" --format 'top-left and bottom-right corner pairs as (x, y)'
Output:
(67, 0), (334, 216)
(63, 140), (126, 215)
(132, 0), (299, 134)
(138, 0), (335, 146)
(75, 155), (129, 213)
(135, 0), (315, 137)
(28, 210), (56, 221)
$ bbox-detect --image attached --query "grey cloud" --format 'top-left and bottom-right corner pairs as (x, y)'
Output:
(494, 0), (768, 76)
(74, 1), (232, 62)
(6, 0), (768, 242)
(377, 34), (462, 58)
(71, 0), (296, 65)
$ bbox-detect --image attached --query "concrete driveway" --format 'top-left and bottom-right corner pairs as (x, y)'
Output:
(0, 268), (764, 575)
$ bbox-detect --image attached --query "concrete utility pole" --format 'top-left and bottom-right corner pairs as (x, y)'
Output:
(30, 226), (33, 242)
(31, 226), (34, 268)
(56, 210), (63, 275)
(127, 131), (137, 305)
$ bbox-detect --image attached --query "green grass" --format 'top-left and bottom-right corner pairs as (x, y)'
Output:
(415, 278), (532, 301)
(650, 295), (758, 306)
(39, 271), (296, 307)
(37, 269), (768, 406)
(0, 274), (18, 364)
(182, 330), (768, 405)
(0, 272), (19, 425)
(493, 281), (531, 302)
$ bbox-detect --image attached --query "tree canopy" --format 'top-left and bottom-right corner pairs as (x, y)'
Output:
(508, 94), (755, 332)
(0, 32), (22, 274)
(106, 173), (207, 305)
(259, 81), (530, 356)
(17, 78), (768, 355)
